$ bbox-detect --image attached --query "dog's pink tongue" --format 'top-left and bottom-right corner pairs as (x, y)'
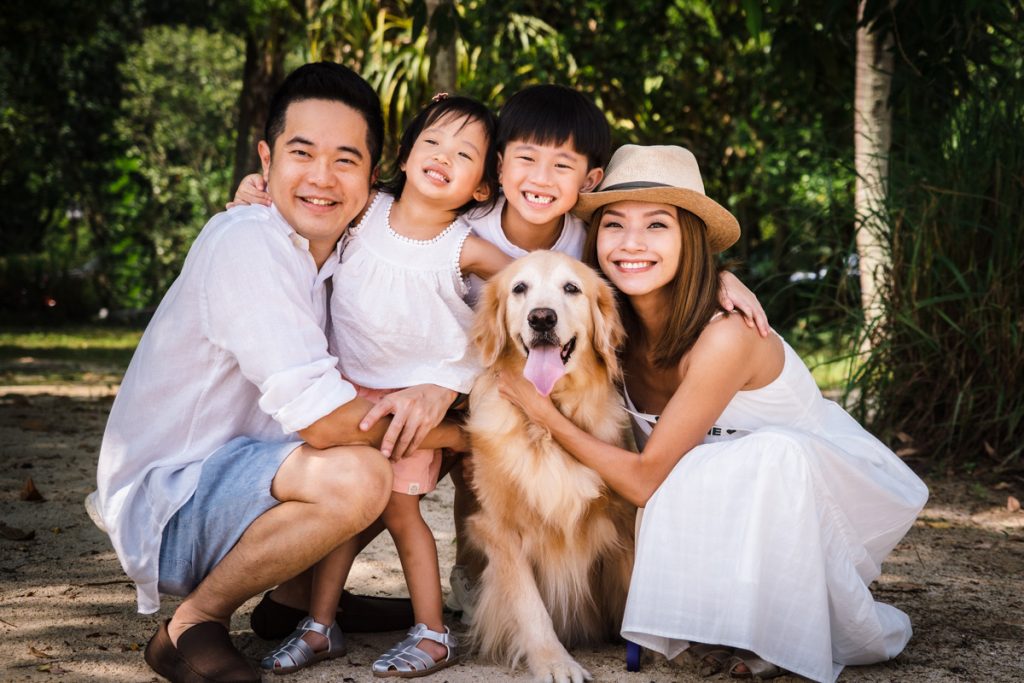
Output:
(523, 345), (566, 396)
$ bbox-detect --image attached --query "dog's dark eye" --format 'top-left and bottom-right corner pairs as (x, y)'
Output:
(564, 282), (581, 295)
(512, 281), (528, 295)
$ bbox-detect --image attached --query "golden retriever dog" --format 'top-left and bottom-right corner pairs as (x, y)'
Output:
(466, 250), (636, 683)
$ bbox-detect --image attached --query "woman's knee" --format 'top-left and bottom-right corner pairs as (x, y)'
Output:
(749, 428), (818, 477)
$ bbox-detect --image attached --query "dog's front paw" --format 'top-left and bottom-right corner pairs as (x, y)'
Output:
(530, 652), (593, 683)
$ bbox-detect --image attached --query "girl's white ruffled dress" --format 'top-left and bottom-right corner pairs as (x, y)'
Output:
(331, 192), (478, 394)
(622, 338), (928, 683)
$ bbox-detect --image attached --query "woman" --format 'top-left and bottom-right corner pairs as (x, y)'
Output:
(497, 145), (928, 682)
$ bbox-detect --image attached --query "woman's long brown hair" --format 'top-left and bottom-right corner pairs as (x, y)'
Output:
(583, 204), (722, 368)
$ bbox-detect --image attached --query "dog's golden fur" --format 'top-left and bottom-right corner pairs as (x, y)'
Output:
(466, 251), (636, 682)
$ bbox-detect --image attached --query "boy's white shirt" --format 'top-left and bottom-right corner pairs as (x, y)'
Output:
(462, 195), (588, 305)
(94, 204), (356, 613)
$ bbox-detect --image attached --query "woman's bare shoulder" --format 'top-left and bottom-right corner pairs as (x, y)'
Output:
(697, 312), (784, 387)
(681, 312), (779, 382)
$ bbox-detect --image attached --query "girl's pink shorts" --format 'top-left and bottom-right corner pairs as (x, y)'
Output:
(355, 384), (442, 496)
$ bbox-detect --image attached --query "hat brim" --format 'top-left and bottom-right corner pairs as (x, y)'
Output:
(573, 186), (740, 253)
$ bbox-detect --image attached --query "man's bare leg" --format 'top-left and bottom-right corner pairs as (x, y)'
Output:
(168, 443), (390, 644)
(270, 518), (385, 610)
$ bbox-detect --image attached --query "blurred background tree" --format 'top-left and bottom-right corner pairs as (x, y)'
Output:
(0, 0), (1020, 473)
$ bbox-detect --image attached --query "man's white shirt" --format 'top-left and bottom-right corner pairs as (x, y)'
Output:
(95, 204), (356, 613)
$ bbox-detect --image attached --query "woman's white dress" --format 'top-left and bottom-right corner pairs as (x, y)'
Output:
(621, 338), (928, 683)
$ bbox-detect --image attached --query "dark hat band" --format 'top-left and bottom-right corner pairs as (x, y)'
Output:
(598, 180), (672, 192)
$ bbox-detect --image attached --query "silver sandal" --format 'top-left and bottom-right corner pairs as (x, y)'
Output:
(260, 616), (346, 675)
(372, 622), (459, 678)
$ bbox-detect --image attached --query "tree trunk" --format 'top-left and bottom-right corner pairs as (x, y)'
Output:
(854, 0), (894, 348)
(425, 0), (457, 94)
(231, 28), (288, 193)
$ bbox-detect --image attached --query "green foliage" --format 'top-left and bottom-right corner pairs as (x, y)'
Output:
(106, 25), (243, 308)
(303, 0), (579, 157)
(849, 63), (1024, 471)
(0, 0), (145, 320)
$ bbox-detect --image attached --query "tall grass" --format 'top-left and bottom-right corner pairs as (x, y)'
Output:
(848, 82), (1024, 472)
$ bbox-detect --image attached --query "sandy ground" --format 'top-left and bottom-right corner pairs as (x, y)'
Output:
(1, 386), (1023, 682)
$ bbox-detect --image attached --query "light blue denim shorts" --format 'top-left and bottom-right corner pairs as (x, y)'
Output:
(157, 436), (300, 597)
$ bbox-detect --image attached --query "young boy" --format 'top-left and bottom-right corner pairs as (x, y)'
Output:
(447, 84), (612, 619)
(462, 84), (607, 303)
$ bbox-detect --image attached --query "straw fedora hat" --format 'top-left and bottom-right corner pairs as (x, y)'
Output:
(573, 145), (740, 253)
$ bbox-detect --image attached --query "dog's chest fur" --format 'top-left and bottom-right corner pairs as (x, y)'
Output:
(468, 372), (627, 535)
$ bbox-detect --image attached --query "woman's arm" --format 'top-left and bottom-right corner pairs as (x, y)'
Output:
(498, 316), (770, 506)
(459, 234), (514, 280)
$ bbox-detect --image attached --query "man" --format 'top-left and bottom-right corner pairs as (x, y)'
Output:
(93, 62), (462, 683)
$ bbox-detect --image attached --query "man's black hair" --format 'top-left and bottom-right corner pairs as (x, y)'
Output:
(496, 84), (611, 170)
(381, 95), (499, 213)
(264, 61), (385, 170)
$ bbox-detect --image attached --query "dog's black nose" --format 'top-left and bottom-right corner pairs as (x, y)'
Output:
(528, 307), (557, 332)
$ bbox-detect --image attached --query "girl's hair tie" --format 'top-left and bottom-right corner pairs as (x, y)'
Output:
(431, 92), (450, 103)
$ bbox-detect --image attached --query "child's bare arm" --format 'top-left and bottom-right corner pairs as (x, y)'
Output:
(459, 234), (513, 280)
(226, 174), (271, 209)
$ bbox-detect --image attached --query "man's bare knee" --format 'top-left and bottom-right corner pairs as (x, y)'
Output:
(325, 445), (391, 523)
(273, 444), (391, 520)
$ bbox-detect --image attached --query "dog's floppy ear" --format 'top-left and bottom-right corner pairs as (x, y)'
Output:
(590, 276), (626, 381)
(472, 272), (509, 368)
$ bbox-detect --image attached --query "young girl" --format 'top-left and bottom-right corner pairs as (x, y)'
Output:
(498, 145), (928, 683)
(259, 95), (511, 678)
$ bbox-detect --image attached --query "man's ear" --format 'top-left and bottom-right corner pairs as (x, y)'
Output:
(581, 167), (603, 192)
(258, 140), (272, 178)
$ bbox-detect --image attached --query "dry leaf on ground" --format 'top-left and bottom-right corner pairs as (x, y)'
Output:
(19, 477), (45, 502)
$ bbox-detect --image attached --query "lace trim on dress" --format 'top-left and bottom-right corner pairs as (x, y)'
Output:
(385, 199), (460, 245)
(451, 226), (472, 298)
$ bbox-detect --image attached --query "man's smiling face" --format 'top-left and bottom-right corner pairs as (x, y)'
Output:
(258, 98), (373, 263)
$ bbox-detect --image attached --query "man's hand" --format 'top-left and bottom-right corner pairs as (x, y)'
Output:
(359, 384), (458, 460)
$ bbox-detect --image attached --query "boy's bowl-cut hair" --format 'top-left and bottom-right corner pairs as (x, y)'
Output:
(496, 84), (611, 171)
(264, 61), (385, 171)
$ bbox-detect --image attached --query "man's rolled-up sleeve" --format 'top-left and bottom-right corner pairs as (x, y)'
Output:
(258, 358), (356, 433)
(201, 223), (357, 433)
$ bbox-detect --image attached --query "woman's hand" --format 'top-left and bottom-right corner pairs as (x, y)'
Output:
(226, 173), (271, 209)
(718, 271), (769, 337)
(496, 369), (561, 426)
